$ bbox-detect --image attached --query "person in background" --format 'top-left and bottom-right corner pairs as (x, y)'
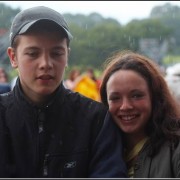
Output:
(86, 67), (102, 91)
(86, 68), (97, 82)
(0, 6), (127, 178)
(73, 68), (100, 101)
(100, 50), (180, 178)
(0, 67), (8, 83)
(64, 68), (81, 90)
(0, 67), (11, 94)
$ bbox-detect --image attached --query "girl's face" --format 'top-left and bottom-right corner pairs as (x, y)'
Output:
(7, 31), (69, 105)
(106, 70), (152, 139)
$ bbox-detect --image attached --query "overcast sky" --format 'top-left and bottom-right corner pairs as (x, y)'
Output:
(1, 1), (180, 25)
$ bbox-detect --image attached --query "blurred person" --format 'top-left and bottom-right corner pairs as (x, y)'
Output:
(0, 67), (9, 83)
(86, 67), (101, 91)
(86, 67), (97, 82)
(0, 6), (127, 178)
(100, 50), (180, 178)
(73, 68), (100, 101)
(0, 67), (11, 94)
(64, 68), (81, 90)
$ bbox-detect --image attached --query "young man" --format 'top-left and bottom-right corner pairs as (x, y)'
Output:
(0, 6), (127, 178)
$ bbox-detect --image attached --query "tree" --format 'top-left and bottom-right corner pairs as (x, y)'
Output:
(0, 3), (20, 29)
(150, 3), (180, 53)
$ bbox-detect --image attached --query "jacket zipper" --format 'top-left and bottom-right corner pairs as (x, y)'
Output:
(43, 153), (49, 177)
(37, 108), (46, 177)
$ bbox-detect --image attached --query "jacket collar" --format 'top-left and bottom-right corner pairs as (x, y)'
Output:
(14, 77), (66, 109)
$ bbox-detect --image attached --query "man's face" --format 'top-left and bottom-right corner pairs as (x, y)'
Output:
(7, 30), (69, 104)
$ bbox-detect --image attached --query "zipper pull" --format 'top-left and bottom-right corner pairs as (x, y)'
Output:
(43, 153), (49, 177)
(38, 110), (45, 133)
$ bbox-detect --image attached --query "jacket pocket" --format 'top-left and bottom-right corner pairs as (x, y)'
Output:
(43, 148), (89, 178)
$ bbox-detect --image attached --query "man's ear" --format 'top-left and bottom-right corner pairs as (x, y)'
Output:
(7, 47), (18, 68)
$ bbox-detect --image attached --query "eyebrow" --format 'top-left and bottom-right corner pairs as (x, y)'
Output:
(52, 46), (66, 51)
(24, 45), (66, 51)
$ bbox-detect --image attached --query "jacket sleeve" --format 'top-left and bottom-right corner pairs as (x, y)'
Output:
(88, 111), (127, 178)
(172, 140), (180, 177)
(0, 104), (13, 177)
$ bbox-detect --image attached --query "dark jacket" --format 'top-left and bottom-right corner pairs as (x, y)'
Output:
(0, 79), (127, 178)
(134, 140), (180, 178)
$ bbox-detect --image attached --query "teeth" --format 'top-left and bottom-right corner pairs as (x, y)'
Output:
(121, 115), (136, 121)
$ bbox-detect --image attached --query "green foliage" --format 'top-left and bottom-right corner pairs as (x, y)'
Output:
(0, 3), (20, 28)
(1, 2), (180, 73)
(150, 3), (180, 49)
(163, 55), (180, 66)
(150, 3), (180, 18)
(125, 18), (171, 40)
(64, 12), (121, 29)
(66, 13), (124, 68)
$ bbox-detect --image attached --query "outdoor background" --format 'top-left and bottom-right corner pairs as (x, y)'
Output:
(0, 1), (180, 79)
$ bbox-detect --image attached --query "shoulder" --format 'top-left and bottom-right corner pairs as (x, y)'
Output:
(170, 140), (180, 177)
(0, 92), (12, 116)
(135, 141), (180, 178)
(171, 139), (180, 159)
(64, 88), (108, 119)
(67, 89), (107, 110)
(0, 91), (13, 108)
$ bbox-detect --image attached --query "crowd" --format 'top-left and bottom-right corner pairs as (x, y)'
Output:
(0, 67), (11, 94)
(0, 5), (179, 178)
(64, 67), (101, 101)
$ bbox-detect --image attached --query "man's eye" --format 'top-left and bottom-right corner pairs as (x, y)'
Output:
(26, 52), (37, 57)
(52, 52), (64, 57)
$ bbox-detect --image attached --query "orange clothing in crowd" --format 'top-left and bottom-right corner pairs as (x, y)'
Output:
(73, 75), (100, 102)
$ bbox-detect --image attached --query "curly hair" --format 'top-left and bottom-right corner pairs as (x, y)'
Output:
(100, 50), (180, 156)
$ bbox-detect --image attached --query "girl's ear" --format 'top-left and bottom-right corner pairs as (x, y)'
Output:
(7, 47), (18, 68)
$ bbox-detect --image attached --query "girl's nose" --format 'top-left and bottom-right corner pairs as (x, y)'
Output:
(120, 98), (133, 110)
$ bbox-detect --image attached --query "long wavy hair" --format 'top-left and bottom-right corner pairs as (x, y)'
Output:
(100, 50), (180, 156)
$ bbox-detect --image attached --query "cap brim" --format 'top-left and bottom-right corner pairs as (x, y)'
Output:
(19, 19), (73, 40)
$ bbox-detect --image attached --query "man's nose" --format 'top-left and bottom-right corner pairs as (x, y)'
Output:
(39, 54), (53, 70)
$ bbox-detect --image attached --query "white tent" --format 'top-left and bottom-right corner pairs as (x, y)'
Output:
(165, 63), (180, 103)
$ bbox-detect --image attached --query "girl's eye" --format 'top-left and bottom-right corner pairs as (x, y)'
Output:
(108, 96), (121, 101)
(132, 93), (144, 99)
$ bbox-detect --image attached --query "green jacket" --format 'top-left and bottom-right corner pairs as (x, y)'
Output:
(134, 140), (180, 178)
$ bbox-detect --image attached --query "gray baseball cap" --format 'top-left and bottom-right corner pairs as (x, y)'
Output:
(10, 6), (73, 46)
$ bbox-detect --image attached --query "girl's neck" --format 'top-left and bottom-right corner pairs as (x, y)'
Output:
(124, 133), (147, 151)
